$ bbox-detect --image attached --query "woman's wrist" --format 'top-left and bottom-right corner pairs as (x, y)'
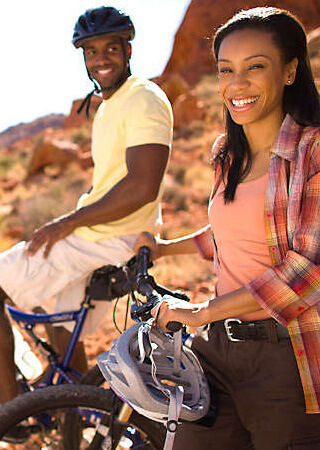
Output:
(156, 240), (174, 258)
(195, 300), (211, 326)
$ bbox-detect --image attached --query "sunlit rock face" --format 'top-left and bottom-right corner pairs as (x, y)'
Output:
(161, 0), (320, 86)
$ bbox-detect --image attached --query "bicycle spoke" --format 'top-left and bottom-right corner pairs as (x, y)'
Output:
(0, 385), (164, 450)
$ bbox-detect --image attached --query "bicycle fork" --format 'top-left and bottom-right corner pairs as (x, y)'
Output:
(97, 401), (134, 450)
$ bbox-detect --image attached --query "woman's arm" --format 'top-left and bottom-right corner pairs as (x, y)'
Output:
(156, 135), (320, 331)
(154, 286), (262, 330)
(134, 225), (213, 260)
(247, 171), (320, 327)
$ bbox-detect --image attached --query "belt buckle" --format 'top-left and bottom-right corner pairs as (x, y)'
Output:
(224, 318), (242, 342)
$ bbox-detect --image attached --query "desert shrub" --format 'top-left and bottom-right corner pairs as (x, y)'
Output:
(0, 154), (19, 178)
(72, 128), (90, 144)
(163, 186), (187, 211)
(169, 165), (186, 185)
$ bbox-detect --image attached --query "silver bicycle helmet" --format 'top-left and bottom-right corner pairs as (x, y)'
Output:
(97, 321), (210, 424)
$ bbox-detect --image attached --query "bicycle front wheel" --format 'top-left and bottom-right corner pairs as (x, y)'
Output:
(0, 384), (165, 449)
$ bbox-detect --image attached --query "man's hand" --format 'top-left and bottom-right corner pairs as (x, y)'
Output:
(133, 232), (161, 260)
(26, 216), (76, 258)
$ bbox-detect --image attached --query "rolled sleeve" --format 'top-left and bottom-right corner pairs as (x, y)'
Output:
(247, 170), (320, 326)
(246, 251), (320, 326)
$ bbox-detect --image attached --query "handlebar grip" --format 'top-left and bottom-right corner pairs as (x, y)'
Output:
(135, 246), (184, 330)
(166, 321), (183, 332)
(137, 246), (151, 271)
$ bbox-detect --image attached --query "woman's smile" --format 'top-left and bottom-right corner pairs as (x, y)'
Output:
(229, 96), (259, 111)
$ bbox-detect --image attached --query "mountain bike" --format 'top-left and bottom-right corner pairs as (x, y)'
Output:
(0, 246), (190, 449)
(6, 254), (143, 392)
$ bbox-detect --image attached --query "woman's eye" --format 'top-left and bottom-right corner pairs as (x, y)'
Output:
(248, 63), (264, 70)
(218, 67), (232, 75)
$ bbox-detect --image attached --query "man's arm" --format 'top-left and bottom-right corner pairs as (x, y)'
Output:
(26, 143), (169, 258)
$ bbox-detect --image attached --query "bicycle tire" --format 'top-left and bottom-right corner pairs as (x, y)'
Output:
(63, 363), (108, 448)
(0, 384), (165, 449)
(63, 365), (166, 450)
(79, 363), (106, 386)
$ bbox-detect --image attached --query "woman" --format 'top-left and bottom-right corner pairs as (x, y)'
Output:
(135, 6), (320, 449)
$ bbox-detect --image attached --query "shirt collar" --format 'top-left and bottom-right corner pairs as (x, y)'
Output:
(213, 114), (304, 162)
(102, 75), (133, 102)
(272, 114), (303, 161)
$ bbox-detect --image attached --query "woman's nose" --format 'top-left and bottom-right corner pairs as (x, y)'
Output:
(230, 71), (250, 88)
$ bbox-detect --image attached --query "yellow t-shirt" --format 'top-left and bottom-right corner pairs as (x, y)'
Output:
(74, 76), (173, 242)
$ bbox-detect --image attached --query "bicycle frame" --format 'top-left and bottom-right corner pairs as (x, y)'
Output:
(6, 292), (95, 386)
(0, 248), (190, 448)
(5, 275), (157, 446)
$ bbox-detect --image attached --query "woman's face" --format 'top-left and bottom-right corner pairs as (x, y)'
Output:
(217, 28), (297, 129)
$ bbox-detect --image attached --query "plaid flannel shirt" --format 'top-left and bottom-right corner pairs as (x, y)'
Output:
(194, 115), (320, 413)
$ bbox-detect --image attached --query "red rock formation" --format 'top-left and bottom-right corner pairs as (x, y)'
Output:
(308, 26), (320, 56)
(152, 74), (190, 105)
(173, 92), (205, 128)
(27, 140), (81, 177)
(0, 115), (65, 149)
(63, 95), (102, 129)
(161, 0), (320, 86)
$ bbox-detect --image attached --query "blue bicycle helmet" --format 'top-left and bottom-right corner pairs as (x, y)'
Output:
(72, 6), (135, 48)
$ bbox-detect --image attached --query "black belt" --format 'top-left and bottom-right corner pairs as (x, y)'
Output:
(218, 318), (289, 342)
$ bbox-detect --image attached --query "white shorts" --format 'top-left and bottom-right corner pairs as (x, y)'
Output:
(0, 233), (138, 336)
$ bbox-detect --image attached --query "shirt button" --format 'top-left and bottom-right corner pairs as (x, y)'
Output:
(270, 246), (277, 252)
(266, 212), (273, 218)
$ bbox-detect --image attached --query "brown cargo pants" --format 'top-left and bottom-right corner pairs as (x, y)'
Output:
(173, 321), (320, 450)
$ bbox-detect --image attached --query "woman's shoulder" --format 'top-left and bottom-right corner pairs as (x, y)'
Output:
(297, 124), (320, 176)
(302, 123), (320, 139)
(299, 124), (320, 155)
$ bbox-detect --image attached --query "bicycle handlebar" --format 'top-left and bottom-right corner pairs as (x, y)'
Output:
(131, 246), (186, 332)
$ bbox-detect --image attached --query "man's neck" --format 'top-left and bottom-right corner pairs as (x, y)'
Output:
(102, 75), (129, 100)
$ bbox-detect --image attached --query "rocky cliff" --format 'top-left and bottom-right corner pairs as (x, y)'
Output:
(1, 0), (319, 140)
(0, 114), (65, 149)
(161, 0), (320, 86)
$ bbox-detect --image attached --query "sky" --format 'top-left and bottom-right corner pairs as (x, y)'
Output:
(0, 0), (192, 133)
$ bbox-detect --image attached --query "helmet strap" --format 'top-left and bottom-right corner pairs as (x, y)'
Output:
(163, 330), (184, 450)
(173, 329), (182, 377)
(138, 319), (185, 450)
(78, 39), (131, 118)
(164, 386), (184, 450)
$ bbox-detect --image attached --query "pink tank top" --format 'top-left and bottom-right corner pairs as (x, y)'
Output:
(209, 173), (271, 296)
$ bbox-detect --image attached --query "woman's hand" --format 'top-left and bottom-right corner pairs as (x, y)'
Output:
(133, 231), (161, 260)
(152, 294), (209, 331)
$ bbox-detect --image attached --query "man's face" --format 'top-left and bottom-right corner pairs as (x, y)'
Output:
(82, 35), (131, 94)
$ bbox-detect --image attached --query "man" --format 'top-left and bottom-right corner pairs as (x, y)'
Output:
(0, 6), (172, 442)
